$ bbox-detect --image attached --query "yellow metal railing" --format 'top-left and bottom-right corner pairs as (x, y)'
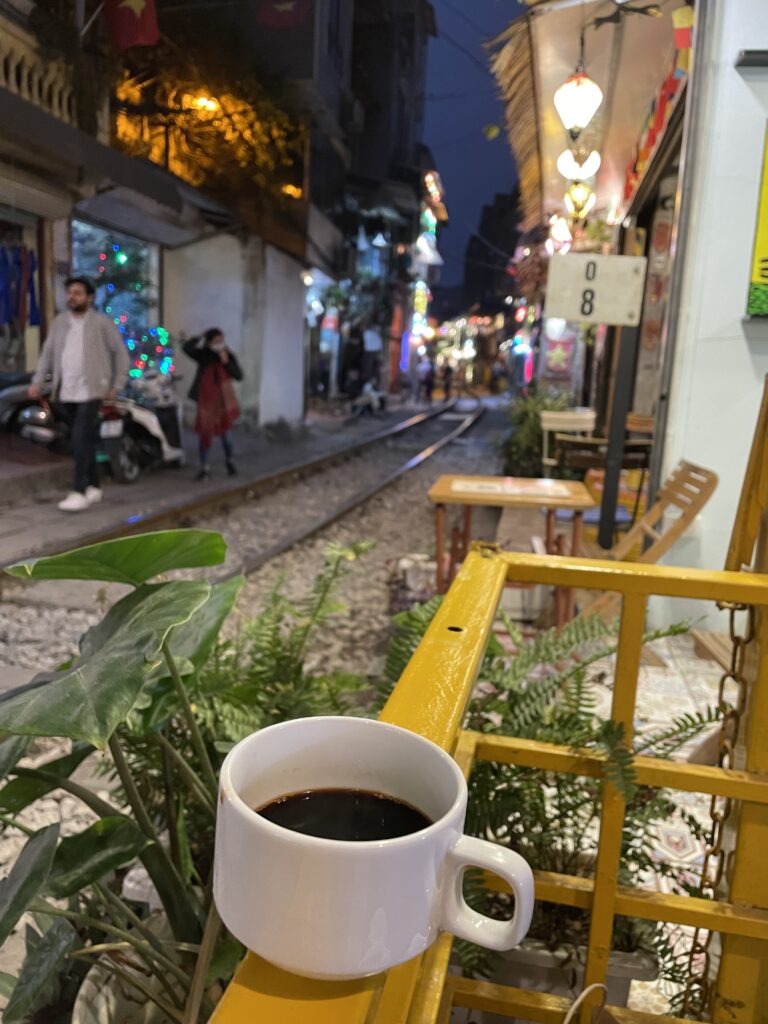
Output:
(211, 545), (768, 1024)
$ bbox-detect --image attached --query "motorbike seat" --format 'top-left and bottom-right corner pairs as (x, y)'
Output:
(0, 372), (33, 388)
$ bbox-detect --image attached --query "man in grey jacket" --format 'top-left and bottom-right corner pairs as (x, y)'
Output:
(30, 276), (130, 512)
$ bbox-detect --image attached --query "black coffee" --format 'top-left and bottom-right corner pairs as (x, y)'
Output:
(256, 788), (432, 841)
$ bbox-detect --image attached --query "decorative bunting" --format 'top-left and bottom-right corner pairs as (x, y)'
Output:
(622, 8), (694, 207)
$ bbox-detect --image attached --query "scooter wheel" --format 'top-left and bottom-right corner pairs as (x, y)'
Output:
(111, 435), (141, 483)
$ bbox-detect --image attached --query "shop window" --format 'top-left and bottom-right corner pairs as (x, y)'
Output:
(71, 221), (170, 380)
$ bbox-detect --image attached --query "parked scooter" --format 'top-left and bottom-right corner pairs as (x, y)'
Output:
(0, 371), (37, 430)
(17, 369), (185, 483)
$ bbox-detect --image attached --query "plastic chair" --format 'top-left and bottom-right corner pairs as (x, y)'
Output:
(540, 408), (596, 475)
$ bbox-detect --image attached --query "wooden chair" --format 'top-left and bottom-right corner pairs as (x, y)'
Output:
(582, 460), (719, 621)
(540, 408), (596, 475)
(554, 434), (652, 532)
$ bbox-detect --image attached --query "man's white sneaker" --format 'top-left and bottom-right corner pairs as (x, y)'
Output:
(85, 486), (102, 504)
(58, 491), (89, 512)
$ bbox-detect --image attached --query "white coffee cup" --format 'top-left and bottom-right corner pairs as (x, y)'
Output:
(214, 716), (534, 979)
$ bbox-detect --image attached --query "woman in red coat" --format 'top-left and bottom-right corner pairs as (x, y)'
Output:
(184, 328), (243, 480)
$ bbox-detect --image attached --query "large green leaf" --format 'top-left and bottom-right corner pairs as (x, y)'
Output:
(0, 735), (28, 777)
(0, 582), (211, 747)
(45, 817), (153, 898)
(0, 825), (58, 948)
(160, 575), (245, 674)
(125, 577), (245, 735)
(4, 529), (226, 586)
(0, 971), (16, 999)
(3, 919), (78, 1024)
(0, 744), (94, 814)
(205, 937), (245, 986)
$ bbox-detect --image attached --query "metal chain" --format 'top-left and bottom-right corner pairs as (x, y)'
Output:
(681, 601), (755, 1018)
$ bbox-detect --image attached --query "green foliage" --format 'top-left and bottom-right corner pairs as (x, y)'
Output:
(0, 825), (59, 948)
(45, 819), (153, 899)
(3, 918), (79, 1024)
(0, 531), (375, 1022)
(500, 386), (573, 477)
(383, 599), (716, 1001)
(5, 529), (226, 586)
(0, 582), (211, 748)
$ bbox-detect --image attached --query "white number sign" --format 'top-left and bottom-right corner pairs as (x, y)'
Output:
(544, 254), (648, 326)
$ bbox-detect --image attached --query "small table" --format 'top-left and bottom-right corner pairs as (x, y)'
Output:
(427, 475), (597, 623)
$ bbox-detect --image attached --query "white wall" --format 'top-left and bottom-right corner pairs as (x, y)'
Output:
(654, 0), (768, 625)
(163, 234), (306, 427)
(256, 245), (306, 426)
(163, 234), (253, 414)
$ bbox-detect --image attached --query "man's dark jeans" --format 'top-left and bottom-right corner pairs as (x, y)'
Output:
(57, 400), (102, 494)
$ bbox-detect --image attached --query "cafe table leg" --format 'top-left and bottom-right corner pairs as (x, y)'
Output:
(545, 508), (555, 554)
(462, 505), (473, 559)
(435, 504), (446, 593)
(563, 511), (585, 622)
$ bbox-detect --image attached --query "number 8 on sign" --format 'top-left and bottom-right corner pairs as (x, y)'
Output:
(543, 254), (648, 327)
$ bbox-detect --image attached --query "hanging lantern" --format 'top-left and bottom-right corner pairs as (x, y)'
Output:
(564, 181), (596, 220)
(554, 72), (603, 138)
(549, 216), (573, 245)
(556, 148), (601, 181)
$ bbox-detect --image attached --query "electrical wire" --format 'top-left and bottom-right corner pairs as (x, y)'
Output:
(437, 0), (495, 39)
(439, 29), (493, 78)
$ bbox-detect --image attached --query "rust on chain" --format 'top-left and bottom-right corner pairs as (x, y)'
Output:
(682, 602), (754, 1017)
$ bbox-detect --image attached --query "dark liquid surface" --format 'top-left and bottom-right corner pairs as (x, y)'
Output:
(256, 788), (432, 841)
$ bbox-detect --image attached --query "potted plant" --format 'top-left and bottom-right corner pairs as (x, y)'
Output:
(500, 385), (574, 477)
(0, 530), (371, 1023)
(381, 602), (717, 1019)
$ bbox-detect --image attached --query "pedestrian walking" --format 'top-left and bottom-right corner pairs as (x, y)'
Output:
(418, 354), (435, 405)
(184, 329), (243, 480)
(29, 276), (129, 512)
(442, 361), (454, 401)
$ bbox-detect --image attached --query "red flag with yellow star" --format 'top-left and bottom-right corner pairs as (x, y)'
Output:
(105, 0), (159, 50)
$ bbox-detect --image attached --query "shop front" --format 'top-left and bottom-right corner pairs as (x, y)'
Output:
(0, 204), (43, 374)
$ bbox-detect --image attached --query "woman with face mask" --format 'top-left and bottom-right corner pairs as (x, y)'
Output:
(184, 328), (243, 480)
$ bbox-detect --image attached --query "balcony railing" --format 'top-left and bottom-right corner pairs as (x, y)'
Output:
(211, 545), (768, 1023)
(0, 14), (76, 125)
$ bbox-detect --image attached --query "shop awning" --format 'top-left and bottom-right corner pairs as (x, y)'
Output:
(0, 86), (238, 245)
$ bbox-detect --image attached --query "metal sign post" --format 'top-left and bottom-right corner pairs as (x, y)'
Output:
(545, 254), (648, 549)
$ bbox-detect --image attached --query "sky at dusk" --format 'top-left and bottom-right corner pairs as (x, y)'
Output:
(424, 0), (525, 286)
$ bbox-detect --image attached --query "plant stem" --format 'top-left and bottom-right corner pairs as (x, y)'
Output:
(100, 960), (185, 1023)
(183, 901), (220, 1024)
(32, 899), (186, 1001)
(93, 882), (191, 992)
(152, 732), (216, 817)
(161, 738), (182, 872)
(11, 767), (122, 818)
(0, 813), (34, 835)
(162, 641), (219, 796)
(108, 733), (159, 841)
(107, 733), (203, 943)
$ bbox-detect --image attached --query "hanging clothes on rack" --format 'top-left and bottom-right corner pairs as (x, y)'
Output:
(9, 245), (40, 329)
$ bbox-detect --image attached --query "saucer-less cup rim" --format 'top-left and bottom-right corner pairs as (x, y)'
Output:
(216, 715), (535, 974)
(220, 715), (466, 848)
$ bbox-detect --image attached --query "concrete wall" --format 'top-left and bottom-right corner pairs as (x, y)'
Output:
(163, 233), (306, 428)
(654, 0), (768, 625)
(256, 244), (306, 426)
(163, 234), (256, 415)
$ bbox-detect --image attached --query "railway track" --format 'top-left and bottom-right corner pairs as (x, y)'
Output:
(1, 397), (484, 573)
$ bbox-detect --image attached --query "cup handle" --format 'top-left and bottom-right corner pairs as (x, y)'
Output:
(440, 835), (534, 951)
